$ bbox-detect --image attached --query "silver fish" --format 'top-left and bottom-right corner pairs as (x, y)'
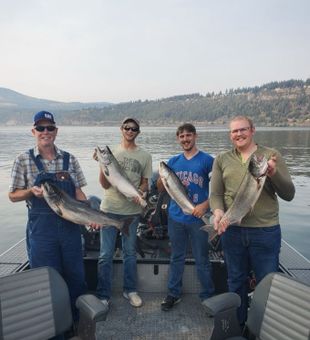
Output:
(42, 182), (131, 232)
(94, 146), (147, 208)
(218, 153), (268, 227)
(158, 161), (219, 246)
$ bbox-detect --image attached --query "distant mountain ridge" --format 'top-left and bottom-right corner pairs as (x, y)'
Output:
(1, 79), (310, 126)
(0, 87), (111, 125)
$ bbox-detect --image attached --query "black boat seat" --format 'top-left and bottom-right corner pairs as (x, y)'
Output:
(0, 266), (108, 340)
(203, 272), (310, 340)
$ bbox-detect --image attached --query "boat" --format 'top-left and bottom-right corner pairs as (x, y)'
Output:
(1, 191), (310, 339)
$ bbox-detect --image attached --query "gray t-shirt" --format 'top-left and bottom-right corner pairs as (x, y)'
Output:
(100, 145), (152, 215)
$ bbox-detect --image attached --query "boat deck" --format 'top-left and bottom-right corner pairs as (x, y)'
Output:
(0, 239), (28, 277)
(279, 239), (310, 285)
(96, 293), (213, 340)
(1, 238), (310, 339)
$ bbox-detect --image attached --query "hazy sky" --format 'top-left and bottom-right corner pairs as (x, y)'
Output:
(1, 0), (309, 103)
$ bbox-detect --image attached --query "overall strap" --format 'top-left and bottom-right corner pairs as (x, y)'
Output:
(62, 151), (70, 171)
(29, 148), (45, 172)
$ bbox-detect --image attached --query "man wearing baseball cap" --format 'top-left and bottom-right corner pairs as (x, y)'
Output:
(33, 110), (56, 124)
(9, 110), (93, 327)
(96, 117), (152, 308)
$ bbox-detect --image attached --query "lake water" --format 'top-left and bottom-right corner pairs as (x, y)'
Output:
(1, 126), (309, 260)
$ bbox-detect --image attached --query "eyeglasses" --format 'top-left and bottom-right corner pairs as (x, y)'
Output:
(123, 126), (139, 132)
(230, 127), (251, 135)
(35, 125), (57, 132)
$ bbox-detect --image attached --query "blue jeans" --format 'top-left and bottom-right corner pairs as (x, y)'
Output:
(167, 217), (215, 300)
(96, 213), (140, 299)
(221, 225), (281, 325)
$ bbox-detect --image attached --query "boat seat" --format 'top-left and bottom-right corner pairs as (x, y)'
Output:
(203, 272), (310, 340)
(0, 266), (108, 340)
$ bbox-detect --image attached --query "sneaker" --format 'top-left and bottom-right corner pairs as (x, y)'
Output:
(161, 295), (181, 311)
(100, 299), (110, 309)
(123, 291), (142, 307)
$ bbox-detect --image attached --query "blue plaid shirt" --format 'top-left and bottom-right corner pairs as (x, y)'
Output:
(9, 145), (87, 195)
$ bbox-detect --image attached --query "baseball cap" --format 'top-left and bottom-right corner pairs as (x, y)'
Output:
(121, 117), (140, 128)
(33, 111), (56, 125)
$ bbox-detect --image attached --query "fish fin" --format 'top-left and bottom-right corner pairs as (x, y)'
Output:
(55, 205), (63, 217)
(106, 145), (113, 154)
(104, 168), (110, 177)
(200, 223), (214, 233)
(256, 178), (262, 190)
(201, 212), (212, 225)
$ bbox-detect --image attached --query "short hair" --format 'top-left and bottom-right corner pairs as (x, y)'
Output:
(176, 123), (196, 136)
(229, 116), (254, 129)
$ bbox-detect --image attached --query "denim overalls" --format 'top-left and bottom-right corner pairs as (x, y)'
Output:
(27, 149), (87, 320)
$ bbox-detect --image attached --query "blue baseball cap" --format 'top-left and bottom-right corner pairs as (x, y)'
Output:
(33, 111), (56, 125)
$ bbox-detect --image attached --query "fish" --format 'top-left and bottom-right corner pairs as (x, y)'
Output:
(41, 182), (131, 233)
(94, 146), (147, 208)
(158, 161), (219, 248)
(217, 153), (268, 228)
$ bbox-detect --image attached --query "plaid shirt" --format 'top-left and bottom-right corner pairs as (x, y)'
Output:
(9, 145), (87, 193)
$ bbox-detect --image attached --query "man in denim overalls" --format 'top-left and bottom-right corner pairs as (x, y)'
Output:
(9, 111), (90, 322)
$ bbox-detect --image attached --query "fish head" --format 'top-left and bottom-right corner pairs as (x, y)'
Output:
(41, 182), (61, 202)
(249, 154), (268, 178)
(159, 161), (170, 179)
(96, 145), (113, 166)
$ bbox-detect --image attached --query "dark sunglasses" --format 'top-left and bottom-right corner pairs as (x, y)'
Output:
(35, 125), (57, 132)
(123, 126), (139, 132)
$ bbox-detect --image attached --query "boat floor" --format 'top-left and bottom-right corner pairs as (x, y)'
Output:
(96, 293), (214, 340)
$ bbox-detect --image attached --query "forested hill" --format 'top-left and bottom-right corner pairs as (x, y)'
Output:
(1, 79), (310, 126)
(65, 79), (310, 126)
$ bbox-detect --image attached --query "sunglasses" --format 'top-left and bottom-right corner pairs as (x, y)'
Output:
(123, 126), (139, 132)
(35, 125), (57, 132)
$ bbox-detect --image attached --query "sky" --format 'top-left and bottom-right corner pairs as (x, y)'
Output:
(0, 0), (309, 103)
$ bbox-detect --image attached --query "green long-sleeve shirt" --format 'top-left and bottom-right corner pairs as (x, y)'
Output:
(210, 145), (295, 227)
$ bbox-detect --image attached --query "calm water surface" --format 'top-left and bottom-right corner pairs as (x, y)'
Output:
(1, 126), (309, 259)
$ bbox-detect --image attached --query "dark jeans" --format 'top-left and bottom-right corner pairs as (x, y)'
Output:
(221, 225), (281, 324)
(167, 217), (215, 300)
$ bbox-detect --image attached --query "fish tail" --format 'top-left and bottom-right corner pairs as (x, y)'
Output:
(139, 197), (148, 209)
(120, 217), (134, 236)
(200, 224), (221, 251)
(141, 200), (153, 218)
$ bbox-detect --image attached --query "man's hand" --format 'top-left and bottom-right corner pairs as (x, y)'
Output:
(133, 189), (147, 205)
(87, 222), (103, 230)
(31, 185), (44, 198)
(213, 209), (228, 235)
(267, 154), (277, 177)
(192, 202), (208, 219)
(93, 149), (99, 162)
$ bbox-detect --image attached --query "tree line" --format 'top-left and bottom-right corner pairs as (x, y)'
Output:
(1, 79), (309, 126)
